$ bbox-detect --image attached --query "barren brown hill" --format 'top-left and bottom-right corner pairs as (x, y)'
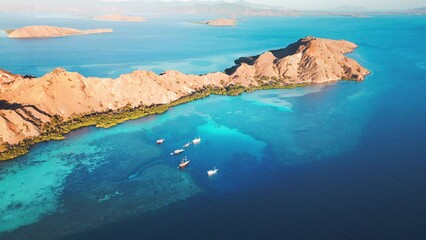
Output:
(227, 36), (368, 83)
(0, 36), (369, 160)
(7, 25), (113, 38)
(204, 18), (237, 26)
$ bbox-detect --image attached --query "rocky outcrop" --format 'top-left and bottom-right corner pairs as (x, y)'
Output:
(227, 36), (369, 83)
(94, 14), (147, 22)
(204, 18), (237, 26)
(0, 36), (369, 160)
(0, 69), (19, 85)
(7, 26), (113, 38)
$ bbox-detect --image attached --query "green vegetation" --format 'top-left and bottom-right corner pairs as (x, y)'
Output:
(0, 132), (65, 161)
(0, 82), (311, 161)
(342, 76), (360, 81)
(4, 29), (15, 35)
(190, 21), (208, 25)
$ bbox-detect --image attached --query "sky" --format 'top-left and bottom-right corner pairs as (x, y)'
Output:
(160, 0), (426, 10)
(250, 0), (425, 10)
(102, 0), (426, 10)
(1, 0), (425, 11)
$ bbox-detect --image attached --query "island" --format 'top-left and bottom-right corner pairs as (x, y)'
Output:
(0, 36), (369, 160)
(7, 25), (113, 39)
(94, 14), (147, 22)
(203, 18), (237, 26)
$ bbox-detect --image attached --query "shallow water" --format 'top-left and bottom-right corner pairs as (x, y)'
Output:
(0, 14), (425, 240)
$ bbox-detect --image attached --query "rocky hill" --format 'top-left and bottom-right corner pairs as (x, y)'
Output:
(0, 36), (369, 160)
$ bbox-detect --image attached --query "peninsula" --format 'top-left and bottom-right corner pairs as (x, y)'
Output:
(203, 18), (237, 26)
(94, 14), (147, 22)
(0, 37), (369, 160)
(7, 25), (113, 38)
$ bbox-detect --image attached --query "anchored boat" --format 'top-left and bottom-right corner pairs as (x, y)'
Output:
(170, 149), (185, 155)
(179, 157), (190, 169)
(207, 167), (219, 176)
(157, 139), (165, 144)
(183, 142), (191, 148)
(192, 137), (201, 144)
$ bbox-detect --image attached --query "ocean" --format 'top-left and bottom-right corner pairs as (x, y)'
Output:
(0, 14), (425, 240)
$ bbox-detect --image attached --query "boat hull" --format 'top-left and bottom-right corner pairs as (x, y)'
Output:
(179, 161), (190, 169)
(207, 169), (218, 176)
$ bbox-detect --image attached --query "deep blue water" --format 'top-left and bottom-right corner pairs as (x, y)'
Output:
(0, 14), (425, 240)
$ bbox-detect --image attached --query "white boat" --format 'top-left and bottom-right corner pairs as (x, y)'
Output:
(170, 149), (185, 155)
(183, 142), (191, 148)
(207, 167), (219, 176)
(156, 138), (165, 144)
(179, 157), (190, 169)
(192, 137), (201, 144)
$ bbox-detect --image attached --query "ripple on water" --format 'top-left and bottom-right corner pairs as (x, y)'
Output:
(0, 118), (202, 239)
(0, 84), (369, 238)
(0, 157), (73, 233)
(0, 127), (118, 233)
(240, 86), (326, 111)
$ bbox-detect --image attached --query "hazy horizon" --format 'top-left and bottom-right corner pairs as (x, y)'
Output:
(0, 0), (424, 11)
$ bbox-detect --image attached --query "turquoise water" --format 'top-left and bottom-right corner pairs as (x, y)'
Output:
(0, 14), (425, 240)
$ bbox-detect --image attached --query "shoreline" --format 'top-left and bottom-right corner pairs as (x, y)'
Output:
(0, 82), (314, 161)
(6, 26), (113, 39)
(0, 36), (370, 161)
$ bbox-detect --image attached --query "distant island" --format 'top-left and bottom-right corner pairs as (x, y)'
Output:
(7, 25), (113, 38)
(0, 36), (369, 160)
(175, 2), (298, 16)
(94, 14), (147, 22)
(0, 1), (424, 17)
(203, 18), (237, 26)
